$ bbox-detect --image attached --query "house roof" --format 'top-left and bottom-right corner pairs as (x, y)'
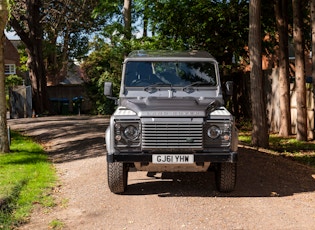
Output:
(4, 37), (20, 62)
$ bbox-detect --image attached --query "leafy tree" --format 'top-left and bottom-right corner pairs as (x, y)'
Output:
(94, 0), (135, 56)
(82, 33), (186, 114)
(5, 74), (23, 86)
(81, 40), (122, 114)
(249, 0), (269, 147)
(9, 0), (48, 114)
(0, 0), (10, 153)
(42, 0), (104, 85)
(88, 0), (313, 143)
(145, 0), (249, 71)
(9, 0), (105, 114)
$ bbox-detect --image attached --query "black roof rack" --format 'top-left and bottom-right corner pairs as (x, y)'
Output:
(128, 50), (215, 59)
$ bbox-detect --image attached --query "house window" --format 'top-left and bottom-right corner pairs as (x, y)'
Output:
(5, 64), (16, 75)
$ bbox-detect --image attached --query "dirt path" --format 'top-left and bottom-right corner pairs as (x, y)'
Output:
(8, 116), (315, 230)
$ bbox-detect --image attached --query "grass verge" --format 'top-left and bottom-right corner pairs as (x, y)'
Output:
(239, 132), (315, 168)
(0, 131), (56, 229)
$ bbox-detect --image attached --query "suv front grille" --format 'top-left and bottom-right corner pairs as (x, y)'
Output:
(142, 121), (203, 150)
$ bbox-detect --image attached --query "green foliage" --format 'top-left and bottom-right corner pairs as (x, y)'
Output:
(49, 219), (65, 230)
(92, 0), (122, 19)
(17, 43), (29, 74)
(268, 135), (315, 153)
(5, 74), (23, 87)
(84, 0), (295, 116)
(131, 36), (186, 51)
(146, 0), (249, 66)
(238, 135), (251, 144)
(82, 41), (122, 114)
(0, 132), (56, 229)
(82, 34), (187, 115)
(239, 132), (315, 168)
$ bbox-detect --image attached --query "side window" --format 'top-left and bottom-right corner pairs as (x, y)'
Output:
(5, 64), (16, 75)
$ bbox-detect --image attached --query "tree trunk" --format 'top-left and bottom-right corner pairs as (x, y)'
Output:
(123, 0), (132, 40)
(274, 0), (291, 137)
(143, 2), (148, 38)
(58, 28), (70, 84)
(311, 0), (315, 139)
(123, 0), (132, 56)
(249, 0), (269, 147)
(0, 0), (10, 153)
(292, 0), (307, 141)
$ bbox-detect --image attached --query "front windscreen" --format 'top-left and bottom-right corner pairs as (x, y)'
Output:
(124, 61), (217, 87)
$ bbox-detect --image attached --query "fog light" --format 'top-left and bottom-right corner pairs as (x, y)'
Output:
(115, 135), (122, 141)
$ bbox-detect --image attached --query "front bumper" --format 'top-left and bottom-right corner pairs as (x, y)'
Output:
(107, 151), (238, 164)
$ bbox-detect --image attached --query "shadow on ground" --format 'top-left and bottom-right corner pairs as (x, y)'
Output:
(8, 116), (315, 198)
(124, 147), (315, 197)
(8, 116), (108, 163)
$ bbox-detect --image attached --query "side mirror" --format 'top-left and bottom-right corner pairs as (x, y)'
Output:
(225, 81), (233, 96)
(104, 82), (118, 102)
(104, 82), (113, 97)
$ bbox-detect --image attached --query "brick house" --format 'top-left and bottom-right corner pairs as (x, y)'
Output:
(4, 36), (32, 118)
(4, 36), (21, 77)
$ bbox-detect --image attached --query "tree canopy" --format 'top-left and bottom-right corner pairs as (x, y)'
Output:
(8, 0), (105, 113)
(2, 0), (315, 147)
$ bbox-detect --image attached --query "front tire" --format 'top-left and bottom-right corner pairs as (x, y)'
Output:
(215, 163), (237, 193)
(107, 162), (128, 194)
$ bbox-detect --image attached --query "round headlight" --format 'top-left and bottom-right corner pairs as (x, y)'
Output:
(207, 125), (221, 139)
(123, 125), (139, 140)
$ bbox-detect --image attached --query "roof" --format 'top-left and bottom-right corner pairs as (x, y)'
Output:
(4, 37), (20, 63)
(127, 50), (215, 59)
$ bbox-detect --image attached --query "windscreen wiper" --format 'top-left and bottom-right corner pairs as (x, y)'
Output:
(144, 82), (172, 92)
(183, 81), (211, 92)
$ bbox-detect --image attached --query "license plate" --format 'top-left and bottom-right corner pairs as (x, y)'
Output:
(152, 154), (194, 164)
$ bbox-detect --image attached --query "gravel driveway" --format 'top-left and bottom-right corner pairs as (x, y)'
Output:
(8, 116), (315, 230)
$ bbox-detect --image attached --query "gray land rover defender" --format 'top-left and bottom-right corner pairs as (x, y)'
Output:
(104, 50), (238, 194)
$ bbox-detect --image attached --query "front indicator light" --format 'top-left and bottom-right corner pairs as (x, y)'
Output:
(222, 125), (231, 141)
(223, 133), (230, 141)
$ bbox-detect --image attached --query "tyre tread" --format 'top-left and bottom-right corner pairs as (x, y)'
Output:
(108, 162), (127, 194)
(216, 163), (237, 193)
